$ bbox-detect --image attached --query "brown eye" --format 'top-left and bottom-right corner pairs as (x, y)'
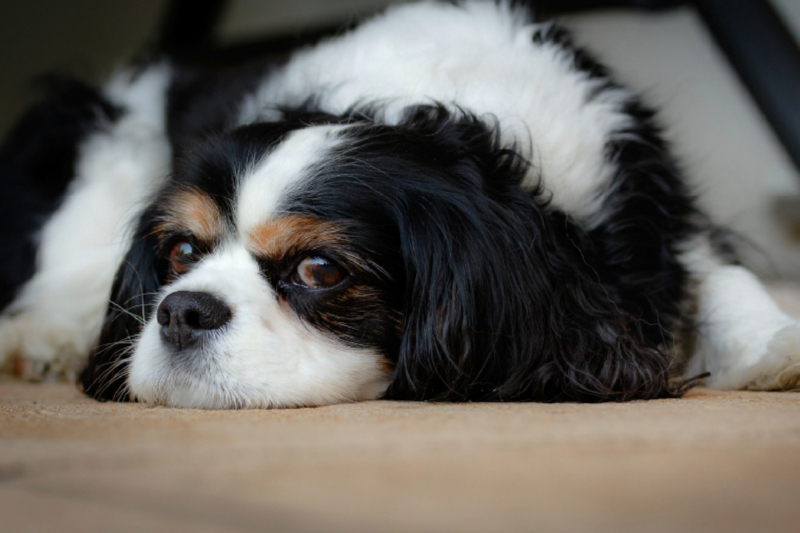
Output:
(295, 256), (348, 289)
(170, 241), (195, 275)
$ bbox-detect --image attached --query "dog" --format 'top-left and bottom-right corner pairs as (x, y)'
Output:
(1, 1), (798, 408)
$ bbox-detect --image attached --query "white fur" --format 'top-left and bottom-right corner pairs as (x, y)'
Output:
(0, 63), (173, 377)
(682, 236), (800, 390)
(237, 125), (346, 232)
(238, 0), (633, 220)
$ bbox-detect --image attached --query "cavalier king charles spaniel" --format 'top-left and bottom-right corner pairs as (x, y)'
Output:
(1, 1), (798, 408)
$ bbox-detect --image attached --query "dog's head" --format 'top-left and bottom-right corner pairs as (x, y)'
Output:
(81, 105), (679, 408)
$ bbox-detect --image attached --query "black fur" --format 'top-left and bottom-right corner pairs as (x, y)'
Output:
(167, 62), (271, 158)
(281, 105), (699, 402)
(0, 77), (120, 310)
(80, 205), (161, 401)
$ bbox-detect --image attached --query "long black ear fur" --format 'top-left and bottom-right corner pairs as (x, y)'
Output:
(80, 214), (161, 401)
(382, 108), (694, 403)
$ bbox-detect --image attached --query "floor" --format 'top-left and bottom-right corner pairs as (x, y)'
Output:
(1, 381), (799, 533)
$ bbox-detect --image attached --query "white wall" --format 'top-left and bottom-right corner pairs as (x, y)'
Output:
(566, 5), (800, 279)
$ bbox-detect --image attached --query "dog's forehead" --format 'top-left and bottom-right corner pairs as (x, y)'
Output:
(156, 188), (224, 243)
(236, 125), (346, 235)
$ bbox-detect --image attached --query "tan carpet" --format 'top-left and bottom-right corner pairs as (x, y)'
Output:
(1, 379), (799, 533)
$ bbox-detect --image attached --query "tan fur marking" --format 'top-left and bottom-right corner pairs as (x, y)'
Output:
(155, 189), (223, 241)
(247, 215), (349, 259)
(378, 356), (396, 375)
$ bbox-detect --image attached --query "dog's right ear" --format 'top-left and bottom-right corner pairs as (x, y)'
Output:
(80, 216), (161, 401)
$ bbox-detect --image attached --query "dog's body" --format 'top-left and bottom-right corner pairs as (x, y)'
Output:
(1, 1), (798, 408)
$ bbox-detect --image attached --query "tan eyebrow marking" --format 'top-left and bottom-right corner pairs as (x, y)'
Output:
(247, 215), (348, 259)
(154, 188), (224, 242)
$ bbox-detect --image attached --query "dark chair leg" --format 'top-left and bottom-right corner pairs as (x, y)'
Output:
(694, 0), (800, 174)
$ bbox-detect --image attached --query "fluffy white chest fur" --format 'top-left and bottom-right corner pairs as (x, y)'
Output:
(0, 1), (798, 408)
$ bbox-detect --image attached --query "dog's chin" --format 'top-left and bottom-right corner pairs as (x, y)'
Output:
(137, 377), (247, 410)
(129, 365), (392, 409)
(126, 324), (393, 409)
(129, 372), (392, 410)
(126, 355), (245, 409)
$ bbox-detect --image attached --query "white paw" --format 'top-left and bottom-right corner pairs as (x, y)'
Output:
(728, 323), (800, 391)
(0, 313), (94, 381)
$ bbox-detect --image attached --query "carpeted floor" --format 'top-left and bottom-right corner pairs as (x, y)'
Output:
(1, 380), (799, 533)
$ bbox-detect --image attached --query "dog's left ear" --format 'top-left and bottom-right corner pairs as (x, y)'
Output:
(80, 214), (161, 401)
(385, 194), (684, 402)
(380, 108), (686, 402)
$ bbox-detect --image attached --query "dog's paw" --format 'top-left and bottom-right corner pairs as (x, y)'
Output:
(740, 323), (800, 391)
(0, 314), (88, 381)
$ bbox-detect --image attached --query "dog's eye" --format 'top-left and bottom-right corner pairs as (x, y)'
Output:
(170, 241), (196, 275)
(294, 256), (348, 289)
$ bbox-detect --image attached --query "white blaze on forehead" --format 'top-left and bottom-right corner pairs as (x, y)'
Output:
(236, 125), (346, 234)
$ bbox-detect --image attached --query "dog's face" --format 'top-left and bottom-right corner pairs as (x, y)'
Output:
(119, 117), (414, 408)
(128, 123), (405, 408)
(81, 106), (681, 408)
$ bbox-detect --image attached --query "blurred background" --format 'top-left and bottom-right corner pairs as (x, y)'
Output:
(1, 0), (799, 279)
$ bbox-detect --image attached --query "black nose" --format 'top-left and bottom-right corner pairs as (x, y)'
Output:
(157, 291), (232, 350)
